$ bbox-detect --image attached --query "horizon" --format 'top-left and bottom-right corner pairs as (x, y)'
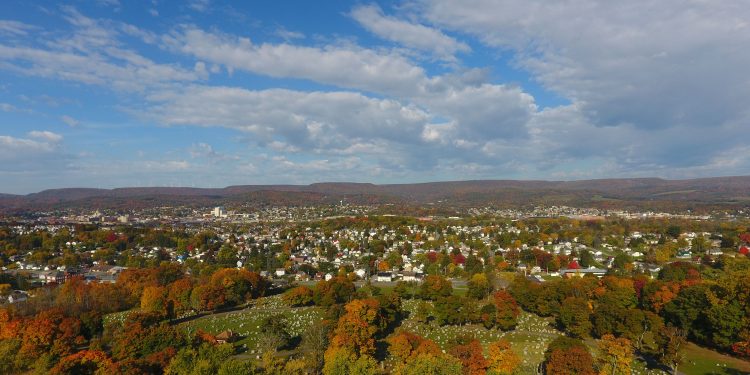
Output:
(4, 174), (750, 196)
(2, 1), (749, 194)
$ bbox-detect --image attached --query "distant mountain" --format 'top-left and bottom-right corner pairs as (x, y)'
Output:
(2, 176), (750, 214)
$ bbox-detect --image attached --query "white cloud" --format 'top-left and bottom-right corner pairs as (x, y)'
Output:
(188, 0), (211, 12)
(28, 130), (63, 143)
(0, 8), (200, 92)
(145, 86), (431, 152)
(189, 142), (238, 163)
(0, 20), (37, 36)
(167, 27), (430, 97)
(274, 26), (304, 41)
(60, 115), (80, 127)
(0, 131), (67, 173)
(421, 0), (750, 130)
(351, 4), (469, 61)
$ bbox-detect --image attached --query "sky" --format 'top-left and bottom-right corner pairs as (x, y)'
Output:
(1, 0), (749, 194)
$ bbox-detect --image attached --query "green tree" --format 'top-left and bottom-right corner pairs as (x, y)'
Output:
(558, 297), (591, 338)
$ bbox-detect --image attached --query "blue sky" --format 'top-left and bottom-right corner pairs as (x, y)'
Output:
(1, 0), (748, 194)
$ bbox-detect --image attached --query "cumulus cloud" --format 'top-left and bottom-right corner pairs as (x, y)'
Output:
(60, 115), (80, 127)
(420, 0), (750, 129)
(146, 86), (431, 152)
(350, 4), (469, 61)
(189, 142), (238, 163)
(165, 27), (430, 97)
(0, 7), (200, 92)
(0, 20), (37, 36)
(0, 131), (68, 172)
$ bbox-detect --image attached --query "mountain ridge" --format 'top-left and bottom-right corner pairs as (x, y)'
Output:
(2, 176), (749, 213)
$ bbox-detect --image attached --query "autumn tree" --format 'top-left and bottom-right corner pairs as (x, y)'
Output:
(329, 298), (383, 357)
(209, 268), (268, 305)
(50, 350), (113, 375)
(467, 273), (491, 300)
(314, 276), (356, 307)
(283, 285), (314, 307)
(543, 336), (596, 375)
(189, 284), (227, 312)
(449, 339), (488, 375)
(387, 331), (442, 364)
(322, 347), (378, 375)
(492, 290), (520, 331)
(596, 334), (634, 375)
(394, 353), (463, 375)
(557, 296), (591, 338)
(656, 326), (687, 375)
(486, 339), (520, 375)
(419, 275), (453, 300)
(141, 286), (170, 316)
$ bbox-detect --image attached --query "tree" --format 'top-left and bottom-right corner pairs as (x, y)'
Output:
(543, 336), (596, 375)
(492, 290), (520, 331)
(314, 276), (356, 307)
(467, 273), (491, 300)
(322, 348), (377, 375)
(657, 326), (687, 375)
(448, 339), (488, 375)
(706, 301), (745, 350)
(301, 322), (330, 373)
(480, 303), (496, 329)
(141, 286), (170, 316)
(558, 297), (591, 338)
(164, 343), (239, 375)
(258, 314), (291, 353)
(394, 353), (463, 375)
(415, 300), (431, 324)
(166, 278), (194, 317)
(486, 339), (520, 375)
(329, 298), (382, 357)
(387, 331), (442, 364)
(419, 275), (453, 300)
(283, 285), (314, 307)
(209, 268), (267, 305)
(189, 284), (226, 311)
(596, 334), (634, 375)
(50, 350), (113, 375)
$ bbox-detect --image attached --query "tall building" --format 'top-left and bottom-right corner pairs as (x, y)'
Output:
(212, 206), (227, 218)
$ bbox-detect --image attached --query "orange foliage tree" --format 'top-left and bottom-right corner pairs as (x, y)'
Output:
(448, 339), (488, 375)
(486, 339), (520, 375)
(329, 298), (386, 357)
(50, 350), (113, 375)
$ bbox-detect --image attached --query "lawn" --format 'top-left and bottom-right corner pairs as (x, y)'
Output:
(397, 299), (671, 375)
(179, 295), (324, 353)
(171, 289), (749, 375)
(398, 299), (563, 373)
(680, 343), (750, 375)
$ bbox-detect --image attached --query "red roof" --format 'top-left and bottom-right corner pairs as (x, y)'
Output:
(567, 260), (581, 269)
(740, 246), (749, 255)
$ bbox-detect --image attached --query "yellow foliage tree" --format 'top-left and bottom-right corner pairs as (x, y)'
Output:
(486, 339), (520, 375)
(597, 334), (634, 375)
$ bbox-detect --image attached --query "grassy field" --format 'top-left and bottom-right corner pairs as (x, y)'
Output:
(169, 288), (748, 374)
(179, 295), (324, 352)
(680, 343), (750, 375)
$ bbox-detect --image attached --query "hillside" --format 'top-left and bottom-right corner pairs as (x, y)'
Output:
(2, 176), (750, 214)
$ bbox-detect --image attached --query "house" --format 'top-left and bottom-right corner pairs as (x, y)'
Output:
(215, 330), (238, 344)
(401, 271), (418, 282)
(275, 269), (286, 277)
(39, 270), (65, 284)
(376, 272), (392, 282)
(559, 267), (607, 278)
(7, 290), (28, 304)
